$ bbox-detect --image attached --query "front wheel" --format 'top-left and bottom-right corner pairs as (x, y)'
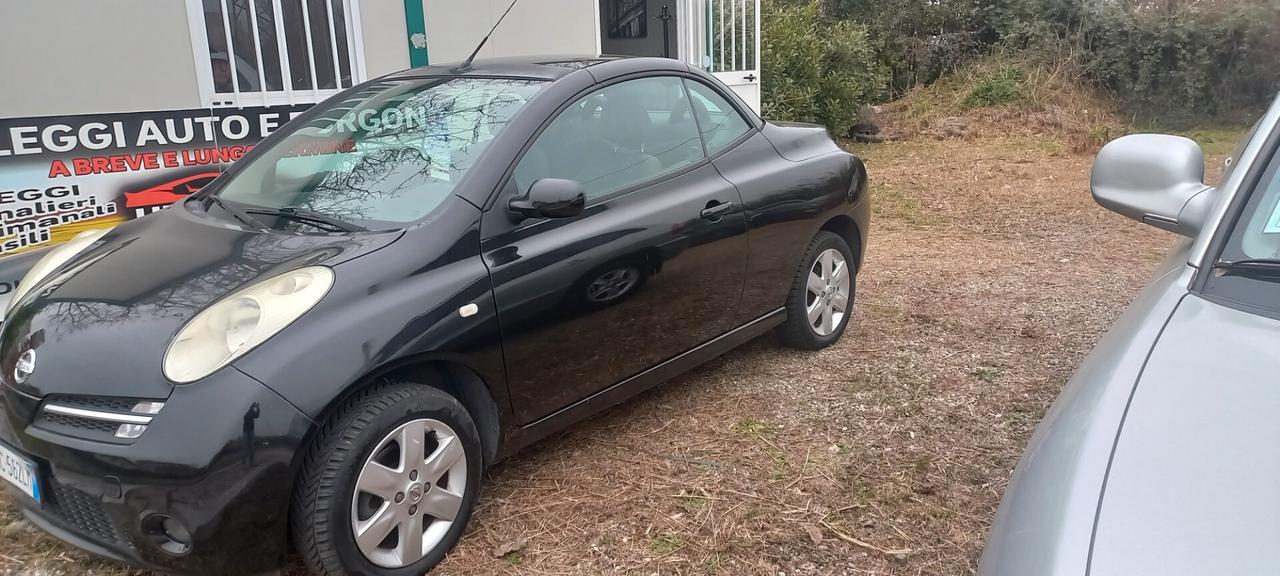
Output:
(776, 231), (856, 350)
(292, 382), (482, 576)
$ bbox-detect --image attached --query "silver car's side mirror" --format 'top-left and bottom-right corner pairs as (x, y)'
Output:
(1091, 134), (1216, 238)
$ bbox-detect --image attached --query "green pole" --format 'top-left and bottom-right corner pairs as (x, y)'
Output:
(404, 0), (429, 67)
(705, 0), (713, 70)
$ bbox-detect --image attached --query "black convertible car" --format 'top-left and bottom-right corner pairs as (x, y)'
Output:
(0, 56), (869, 575)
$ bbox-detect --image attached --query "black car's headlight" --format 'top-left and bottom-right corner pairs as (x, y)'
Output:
(4, 229), (111, 317)
(163, 266), (334, 384)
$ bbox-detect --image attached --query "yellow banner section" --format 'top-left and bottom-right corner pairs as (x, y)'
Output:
(0, 215), (125, 256)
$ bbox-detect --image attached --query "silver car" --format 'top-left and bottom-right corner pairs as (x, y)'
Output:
(980, 92), (1280, 576)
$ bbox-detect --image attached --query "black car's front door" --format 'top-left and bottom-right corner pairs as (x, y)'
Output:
(482, 75), (749, 425)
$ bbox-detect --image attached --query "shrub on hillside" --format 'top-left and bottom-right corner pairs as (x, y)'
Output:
(963, 66), (1026, 109)
(828, 0), (989, 95)
(1075, 1), (1280, 122)
(761, 0), (887, 133)
(819, 0), (1279, 120)
(877, 55), (1124, 151)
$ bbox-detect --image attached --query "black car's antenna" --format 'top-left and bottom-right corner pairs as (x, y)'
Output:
(454, 0), (521, 73)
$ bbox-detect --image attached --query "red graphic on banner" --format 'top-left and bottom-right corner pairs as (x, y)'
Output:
(123, 172), (220, 218)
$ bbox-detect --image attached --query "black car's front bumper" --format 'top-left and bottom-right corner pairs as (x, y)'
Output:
(0, 367), (314, 575)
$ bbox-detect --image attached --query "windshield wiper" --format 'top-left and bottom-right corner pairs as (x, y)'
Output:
(243, 206), (366, 233)
(1212, 259), (1280, 278)
(202, 195), (261, 230)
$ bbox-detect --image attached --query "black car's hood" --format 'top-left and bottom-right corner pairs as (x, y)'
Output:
(0, 203), (401, 400)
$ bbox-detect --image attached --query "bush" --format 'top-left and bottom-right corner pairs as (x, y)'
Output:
(761, 0), (887, 133)
(829, 0), (1007, 95)
(1073, 1), (1280, 123)
(963, 66), (1025, 109)
(815, 0), (1280, 121)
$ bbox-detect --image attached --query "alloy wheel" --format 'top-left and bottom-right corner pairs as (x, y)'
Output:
(805, 248), (850, 336)
(350, 418), (468, 568)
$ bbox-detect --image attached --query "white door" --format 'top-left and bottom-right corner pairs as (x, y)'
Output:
(677, 0), (760, 114)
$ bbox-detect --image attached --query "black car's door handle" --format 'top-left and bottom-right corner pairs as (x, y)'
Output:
(700, 201), (734, 221)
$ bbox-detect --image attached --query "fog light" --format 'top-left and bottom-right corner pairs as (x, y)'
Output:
(132, 401), (165, 415)
(142, 514), (192, 556)
(115, 423), (148, 439)
(162, 516), (191, 545)
(114, 402), (164, 439)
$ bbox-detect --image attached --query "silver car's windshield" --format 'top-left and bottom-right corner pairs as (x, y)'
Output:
(214, 77), (546, 228)
(1200, 122), (1280, 316)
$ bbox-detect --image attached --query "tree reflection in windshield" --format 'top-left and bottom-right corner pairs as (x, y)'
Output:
(217, 77), (547, 227)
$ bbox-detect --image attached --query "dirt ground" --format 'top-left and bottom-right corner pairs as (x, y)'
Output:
(0, 133), (1233, 576)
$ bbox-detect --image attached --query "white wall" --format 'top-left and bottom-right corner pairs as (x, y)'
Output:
(0, 0), (204, 118)
(0, 0), (601, 120)
(360, 0), (411, 77)
(423, 0), (599, 65)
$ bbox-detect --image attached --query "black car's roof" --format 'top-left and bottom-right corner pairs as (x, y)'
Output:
(370, 53), (748, 211)
(383, 54), (687, 82)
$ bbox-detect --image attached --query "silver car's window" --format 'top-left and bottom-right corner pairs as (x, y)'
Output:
(1237, 151), (1280, 259)
(216, 77), (545, 226)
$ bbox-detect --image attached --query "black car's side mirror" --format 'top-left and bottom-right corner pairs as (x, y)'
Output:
(509, 178), (586, 220)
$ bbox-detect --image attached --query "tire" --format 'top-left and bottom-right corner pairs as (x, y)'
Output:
(776, 231), (857, 350)
(292, 382), (482, 576)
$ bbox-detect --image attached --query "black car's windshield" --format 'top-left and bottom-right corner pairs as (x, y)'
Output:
(214, 77), (546, 229)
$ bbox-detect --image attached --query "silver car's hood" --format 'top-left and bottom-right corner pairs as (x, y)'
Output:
(1091, 294), (1280, 576)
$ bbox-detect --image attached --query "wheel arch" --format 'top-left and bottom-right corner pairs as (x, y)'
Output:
(586, 246), (665, 276)
(304, 356), (505, 469)
(819, 215), (864, 270)
(637, 246), (665, 275)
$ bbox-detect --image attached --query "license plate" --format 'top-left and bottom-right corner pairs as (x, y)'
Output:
(0, 442), (40, 502)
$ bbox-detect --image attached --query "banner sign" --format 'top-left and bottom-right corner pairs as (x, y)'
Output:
(0, 105), (311, 255)
(0, 104), (311, 310)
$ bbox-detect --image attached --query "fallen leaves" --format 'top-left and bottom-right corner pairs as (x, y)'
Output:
(491, 535), (527, 559)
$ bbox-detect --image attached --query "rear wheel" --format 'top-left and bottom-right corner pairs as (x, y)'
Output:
(292, 382), (482, 576)
(777, 231), (856, 350)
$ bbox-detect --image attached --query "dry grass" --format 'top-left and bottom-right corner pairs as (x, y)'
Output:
(0, 130), (1237, 576)
(878, 56), (1127, 153)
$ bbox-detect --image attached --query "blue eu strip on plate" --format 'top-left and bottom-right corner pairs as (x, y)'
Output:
(0, 441), (41, 502)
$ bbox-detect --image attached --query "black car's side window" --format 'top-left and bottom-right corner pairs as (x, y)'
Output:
(513, 76), (706, 202)
(683, 80), (752, 156)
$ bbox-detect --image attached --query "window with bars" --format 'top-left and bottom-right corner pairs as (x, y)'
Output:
(677, 0), (758, 73)
(188, 0), (366, 107)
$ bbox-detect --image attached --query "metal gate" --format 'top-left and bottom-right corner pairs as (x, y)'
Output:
(676, 0), (761, 114)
